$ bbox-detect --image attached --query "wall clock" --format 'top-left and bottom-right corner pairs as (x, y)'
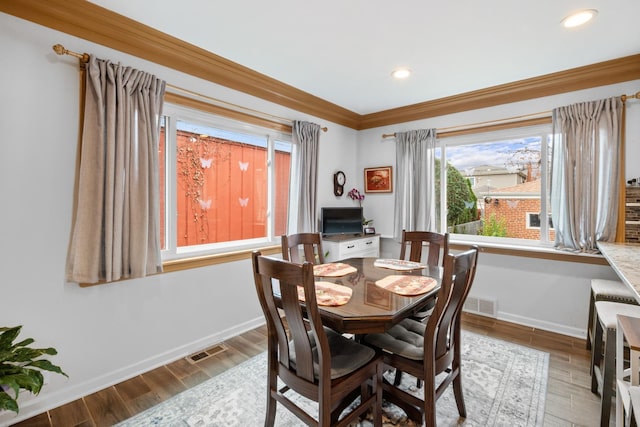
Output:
(333, 171), (345, 196)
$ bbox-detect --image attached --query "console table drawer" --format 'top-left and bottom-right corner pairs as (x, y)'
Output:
(322, 235), (380, 262)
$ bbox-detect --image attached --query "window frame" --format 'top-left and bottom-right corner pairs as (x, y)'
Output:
(160, 103), (293, 261)
(436, 123), (554, 249)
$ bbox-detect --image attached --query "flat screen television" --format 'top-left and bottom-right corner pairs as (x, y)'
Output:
(321, 207), (363, 237)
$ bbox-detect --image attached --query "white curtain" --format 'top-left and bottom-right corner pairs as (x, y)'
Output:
(550, 96), (623, 253)
(66, 56), (166, 283)
(289, 121), (321, 233)
(393, 129), (437, 240)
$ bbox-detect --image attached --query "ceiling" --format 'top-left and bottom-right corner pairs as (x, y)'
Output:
(88, 0), (640, 115)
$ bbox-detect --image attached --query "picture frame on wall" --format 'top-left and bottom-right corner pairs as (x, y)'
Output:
(364, 166), (393, 193)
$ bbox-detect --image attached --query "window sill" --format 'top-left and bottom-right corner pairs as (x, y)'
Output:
(448, 239), (608, 265)
(162, 244), (282, 273)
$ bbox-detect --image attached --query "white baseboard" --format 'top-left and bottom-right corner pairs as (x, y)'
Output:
(497, 311), (586, 340)
(0, 317), (266, 426)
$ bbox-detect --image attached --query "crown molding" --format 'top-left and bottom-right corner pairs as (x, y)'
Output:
(358, 54), (640, 129)
(0, 0), (360, 129)
(2, 0), (639, 131)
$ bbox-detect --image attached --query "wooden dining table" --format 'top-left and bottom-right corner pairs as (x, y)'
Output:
(310, 257), (442, 334)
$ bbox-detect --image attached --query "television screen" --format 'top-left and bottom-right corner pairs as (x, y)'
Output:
(321, 207), (363, 236)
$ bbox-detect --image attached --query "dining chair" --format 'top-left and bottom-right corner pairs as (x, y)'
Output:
(395, 230), (450, 387)
(399, 230), (449, 268)
(363, 246), (479, 427)
(281, 232), (325, 264)
(252, 251), (383, 427)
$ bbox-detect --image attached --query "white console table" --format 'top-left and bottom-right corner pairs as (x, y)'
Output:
(322, 234), (380, 262)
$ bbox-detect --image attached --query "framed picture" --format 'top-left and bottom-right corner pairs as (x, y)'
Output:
(364, 166), (393, 193)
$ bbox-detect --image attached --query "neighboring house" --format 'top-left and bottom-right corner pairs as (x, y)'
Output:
(483, 180), (555, 241)
(463, 165), (527, 213)
(465, 165), (527, 194)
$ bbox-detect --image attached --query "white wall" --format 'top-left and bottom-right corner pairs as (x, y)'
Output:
(1, 10), (638, 424)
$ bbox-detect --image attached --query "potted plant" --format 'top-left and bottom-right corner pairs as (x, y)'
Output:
(0, 326), (67, 414)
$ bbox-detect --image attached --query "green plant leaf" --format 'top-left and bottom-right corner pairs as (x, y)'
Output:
(27, 360), (68, 377)
(0, 389), (19, 414)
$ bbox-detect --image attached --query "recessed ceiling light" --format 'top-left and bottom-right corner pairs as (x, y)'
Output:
(391, 68), (411, 79)
(562, 9), (598, 28)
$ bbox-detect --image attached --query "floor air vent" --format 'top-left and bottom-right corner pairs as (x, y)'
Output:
(186, 343), (227, 364)
(463, 296), (497, 318)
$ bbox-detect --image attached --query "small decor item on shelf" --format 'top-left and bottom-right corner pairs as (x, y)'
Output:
(347, 188), (365, 206)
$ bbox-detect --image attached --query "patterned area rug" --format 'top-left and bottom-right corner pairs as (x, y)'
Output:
(117, 331), (548, 426)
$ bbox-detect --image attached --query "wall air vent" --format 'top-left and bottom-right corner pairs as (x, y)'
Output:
(186, 343), (227, 364)
(463, 296), (497, 318)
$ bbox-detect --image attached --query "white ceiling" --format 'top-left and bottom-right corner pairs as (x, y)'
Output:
(89, 0), (640, 115)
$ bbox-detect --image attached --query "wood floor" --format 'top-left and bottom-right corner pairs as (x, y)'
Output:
(13, 313), (611, 427)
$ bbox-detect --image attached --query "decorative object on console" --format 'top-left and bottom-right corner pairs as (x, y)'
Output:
(333, 170), (345, 196)
(364, 166), (392, 193)
(347, 187), (365, 206)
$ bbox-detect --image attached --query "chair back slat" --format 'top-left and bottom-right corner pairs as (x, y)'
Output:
(399, 230), (449, 267)
(426, 246), (478, 364)
(282, 233), (325, 264)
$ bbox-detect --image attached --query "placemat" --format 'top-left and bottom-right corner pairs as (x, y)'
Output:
(313, 262), (357, 277)
(297, 281), (353, 306)
(375, 275), (437, 296)
(374, 258), (426, 271)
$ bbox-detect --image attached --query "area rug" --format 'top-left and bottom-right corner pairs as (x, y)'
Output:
(117, 331), (548, 426)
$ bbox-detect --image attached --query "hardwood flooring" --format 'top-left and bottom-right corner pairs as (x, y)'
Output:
(12, 313), (611, 426)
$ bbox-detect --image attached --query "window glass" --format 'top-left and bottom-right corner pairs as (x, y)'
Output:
(436, 125), (553, 246)
(159, 105), (292, 258)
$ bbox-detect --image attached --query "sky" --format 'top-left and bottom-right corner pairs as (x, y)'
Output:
(439, 137), (543, 173)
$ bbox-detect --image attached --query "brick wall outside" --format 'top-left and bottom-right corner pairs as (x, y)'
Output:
(484, 197), (555, 241)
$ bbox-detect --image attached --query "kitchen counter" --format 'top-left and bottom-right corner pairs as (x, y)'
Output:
(597, 241), (640, 302)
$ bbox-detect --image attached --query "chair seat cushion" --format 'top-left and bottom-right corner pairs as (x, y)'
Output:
(595, 301), (640, 330)
(363, 318), (426, 361)
(289, 327), (376, 379)
(591, 279), (637, 302)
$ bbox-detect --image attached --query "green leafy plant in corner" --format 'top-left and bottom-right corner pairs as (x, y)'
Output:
(0, 326), (67, 414)
(481, 213), (508, 237)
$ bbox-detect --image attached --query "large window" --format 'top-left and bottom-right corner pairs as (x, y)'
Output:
(159, 104), (292, 259)
(435, 124), (554, 246)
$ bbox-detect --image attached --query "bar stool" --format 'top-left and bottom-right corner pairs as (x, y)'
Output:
(587, 279), (638, 350)
(616, 315), (640, 427)
(591, 302), (640, 427)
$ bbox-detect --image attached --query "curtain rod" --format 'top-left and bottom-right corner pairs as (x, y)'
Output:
(382, 91), (640, 139)
(52, 44), (328, 133)
(381, 111), (551, 139)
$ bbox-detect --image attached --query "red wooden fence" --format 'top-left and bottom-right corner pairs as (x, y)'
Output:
(160, 129), (290, 248)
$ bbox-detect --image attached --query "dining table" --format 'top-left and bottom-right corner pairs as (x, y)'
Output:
(308, 257), (442, 335)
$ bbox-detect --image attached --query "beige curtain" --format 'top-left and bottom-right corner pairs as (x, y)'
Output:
(288, 121), (321, 233)
(393, 129), (437, 240)
(66, 56), (166, 284)
(550, 96), (623, 253)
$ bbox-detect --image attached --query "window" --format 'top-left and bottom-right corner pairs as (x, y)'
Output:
(159, 104), (292, 259)
(527, 213), (554, 230)
(435, 124), (554, 246)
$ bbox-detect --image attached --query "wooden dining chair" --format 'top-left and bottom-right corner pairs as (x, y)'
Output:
(399, 230), (449, 267)
(252, 251), (383, 427)
(281, 232), (325, 264)
(396, 230), (450, 386)
(363, 246), (479, 427)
